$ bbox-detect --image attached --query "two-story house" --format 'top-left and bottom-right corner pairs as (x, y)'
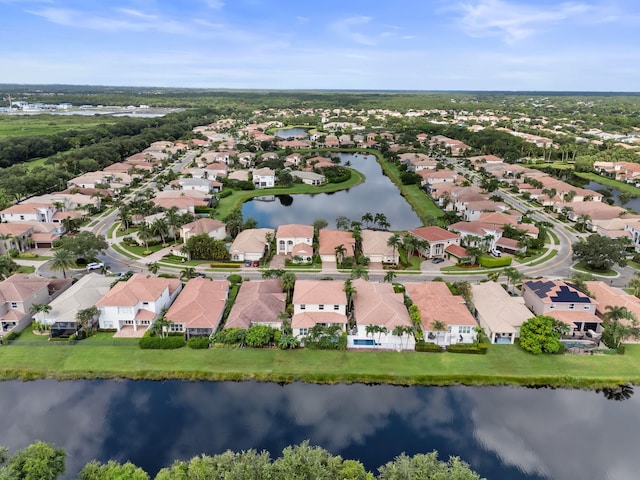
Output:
(96, 274), (182, 334)
(522, 279), (601, 335)
(291, 280), (348, 338)
(0, 275), (57, 337)
(252, 167), (276, 189)
(408, 226), (461, 259)
(276, 224), (314, 255)
(0, 203), (56, 223)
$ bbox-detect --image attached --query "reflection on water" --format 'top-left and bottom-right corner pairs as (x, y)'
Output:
(1, 381), (639, 479)
(274, 128), (308, 138)
(243, 153), (421, 230)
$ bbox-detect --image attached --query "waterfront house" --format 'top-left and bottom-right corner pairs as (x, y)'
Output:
(96, 274), (182, 335)
(318, 229), (355, 263)
(180, 218), (226, 243)
(165, 278), (228, 339)
(291, 280), (348, 338)
(471, 282), (533, 344)
(405, 282), (477, 346)
(276, 224), (314, 255)
(225, 279), (287, 330)
(349, 279), (414, 350)
(361, 230), (399, 264)
(229, 228), (275, 262)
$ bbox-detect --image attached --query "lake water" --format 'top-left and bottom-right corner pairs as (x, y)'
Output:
(584, 180), (640, 213)
(0, 380), (637, 479)
(274, 127), (308, 138)
(242, 153), (422, 230)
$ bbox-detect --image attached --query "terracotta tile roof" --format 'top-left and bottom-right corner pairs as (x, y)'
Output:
(477, 212), (518, 226)
(230, 228), (274, 256)
(0, 223), (32, 236)
(96, 274), (181, 307)
(1, 203), (53, 214)
(546, 310), (602, 326)
(448, 221), (502, 236)
(292, 311), (348, 328)
(0, 274), (50, 304)
(292, 243), (313, 256)
(352, 279), (411, 329)
(165, 278), (228, 329)
(293, 279), (347, 306)
(409, 226), (458, 242)
(276, 224), (314, 239)
(225, 280), (286, 329)
(405, 282), (477, 329)
(586, 281), (640, 322)
(318, 229), (354, 256)
(361, 230), (396, 257)
(181, 218), (225, 235)
(445, 244), (468, 258)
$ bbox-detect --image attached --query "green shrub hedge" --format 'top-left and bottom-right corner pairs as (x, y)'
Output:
(210, 263), (241, 269)
(415, 341), (443, 353)
(478, 255), (512, 268)
(227, 274), (243, 284)
(218, 189), (232, 198)
(1, 331), (20, 344)
(188, 337), (210, 349)
(139, 336), (186, 349)
(446, 343), (488, 354)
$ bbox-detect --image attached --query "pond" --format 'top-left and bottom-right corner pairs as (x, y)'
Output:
(242, 153), (422, 230)
(274, 127), (309, 139)
(583, 180), (640, 213)
(0, 380), (636, 479)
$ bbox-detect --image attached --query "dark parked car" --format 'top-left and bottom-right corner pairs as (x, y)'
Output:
(244, 260), (252, 267)
(432, 257), (445, 264)
(252, 260), (260, 267)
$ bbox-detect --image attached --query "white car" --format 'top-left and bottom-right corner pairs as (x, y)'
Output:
(490, 249), (502, 258)
(86, 262), (105, 271)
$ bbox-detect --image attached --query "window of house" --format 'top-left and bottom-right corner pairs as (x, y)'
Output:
(142, 302), (149, 307)
(550, 303), (556, 309)
(568, 303), (575, 310)
(319, 304), (324, 310)
(299, 328), (308, 336)
(583, 305), (590, 310)
(117, 306), (132, 315)
(19, 215), (24, 220)
(300, 304), (305, 310)
(10, 302), (18, 309)
(459, 326), (472, 334)
(333, 304), (339, 310)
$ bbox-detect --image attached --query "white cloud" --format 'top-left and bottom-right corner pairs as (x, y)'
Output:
(330, 16), (377, 46)
(457, 0), (592, 43)
(204, 0), (225, 8)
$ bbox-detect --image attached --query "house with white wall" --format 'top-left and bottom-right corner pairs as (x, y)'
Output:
(349, 279), (414, 350)
(96, 274), (182, 334)
(229, 228), (274, 262)
(405, 281), (478, 346)
(0, 203), (56, 223)
(408, 226), (461, 259)
(291, 280), (347, 338)
(276, 224), (314, 255)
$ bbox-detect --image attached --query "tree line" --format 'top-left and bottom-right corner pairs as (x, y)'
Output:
(0, 440), (486, 480)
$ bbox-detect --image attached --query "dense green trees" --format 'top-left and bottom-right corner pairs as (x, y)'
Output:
(572, 234), (628, 271)
(183, 234), (230, 261)
(0, 441), (66, 480)
(519, 315), (569, 354)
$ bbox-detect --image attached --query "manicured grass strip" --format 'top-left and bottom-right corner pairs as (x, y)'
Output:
(523, 250), (558, 267)
(572, 262), (618, 277)
(1, 342), (640, 388)
(548, 229), (560, 245)
(111, 243), (141, 259)
(514, 248), (549, 265)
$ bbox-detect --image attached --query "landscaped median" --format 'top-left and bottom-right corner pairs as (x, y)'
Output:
(0, 340), (639, 389)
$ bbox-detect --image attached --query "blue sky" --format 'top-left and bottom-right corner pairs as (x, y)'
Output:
(1, 0), (639, 91)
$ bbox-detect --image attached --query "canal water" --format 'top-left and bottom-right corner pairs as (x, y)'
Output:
(242, 153), (422, 230)
(0, 380), (636, 479)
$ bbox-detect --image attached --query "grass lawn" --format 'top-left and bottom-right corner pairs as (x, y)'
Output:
(111, 243), (140, 260)
(214, 167), (366, 219)
(16, 266), (36, 274)
(17, 253), (51, 261)
(514, 248), (549, 265)
(547, 229), (560, 245)
(575, 172), (640, 195)
(369, 150), (444, 222)
(524, 250), (558, 267)
(159, 254), (213, 267)
(572, 262), (618, 277)
(0, 114), (116, 138)
(1, 339), (640, 388)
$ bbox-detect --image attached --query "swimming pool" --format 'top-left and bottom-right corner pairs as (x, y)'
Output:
(561, 339), (597, 349)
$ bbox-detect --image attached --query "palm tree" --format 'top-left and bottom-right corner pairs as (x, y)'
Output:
(628, 275), (640, 297)
(576, 214), (591, 233)
(0, 254), (18, 280)
(374, 213), (388, 230)
(603, 305), (639, 348)
(147, 262), (160, 275)
(350, 264), (369, 280)
(387, 233), (402, 264)
(180, 267), (196, 281)
(365, 324), (376, 339)
(152, 217), (170, 245)
(502, 267), (524, 292)
(343, 279), (357, 314)
(361, 212), (374, 228)
(486, 271), (501, 282)
(118, 205), (132, 231)
(376, 326), (388, 343)
(402, 235), (419, 258)
(432, 320), (447, 346)
(165, 206), (182, 242)
(137, 222), (154, 249)
(334, 244), (347, 264)
(392, 325), (413, 349)
(280, 271), (297, 303)
(30, 303), (52, 324)
(384, 270), (396, 283)
(49, 249), (75, 278)
(76, 306), (100, 334)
